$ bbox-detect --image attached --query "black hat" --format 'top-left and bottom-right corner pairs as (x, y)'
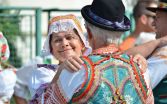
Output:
(81, 0), (131, 31)
(147, 0), (167, 13)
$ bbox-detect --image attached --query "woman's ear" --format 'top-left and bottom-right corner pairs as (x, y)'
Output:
(140, 15), (148, 25)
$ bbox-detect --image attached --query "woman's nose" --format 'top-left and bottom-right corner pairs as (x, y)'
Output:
(61, 38), (69, 47)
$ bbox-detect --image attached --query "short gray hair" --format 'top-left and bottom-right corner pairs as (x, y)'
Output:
(85, 21), (123, 45)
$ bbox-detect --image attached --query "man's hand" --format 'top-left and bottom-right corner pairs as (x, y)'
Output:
(157, 35), (167, 48)
(59, 56), (84, 72)
(52, 56), (84, 83)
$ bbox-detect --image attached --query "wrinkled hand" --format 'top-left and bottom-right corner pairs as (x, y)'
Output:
(133, 54), (147, 74)
(157, 35), (167, 48)
(59, 56), (84, 72)
(52, 56), (84, 83)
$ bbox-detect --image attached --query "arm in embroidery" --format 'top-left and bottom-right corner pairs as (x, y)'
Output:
(30, 68), (85, 104)
(29, 83), (63, 104)
(133, 54), (147, 73)
(30, 56), (84, 104)
(132, 55), (154, 104)
(30, 65), (85, 104)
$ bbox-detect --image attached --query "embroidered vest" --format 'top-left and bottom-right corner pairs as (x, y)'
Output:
(70, 53), (149, 104)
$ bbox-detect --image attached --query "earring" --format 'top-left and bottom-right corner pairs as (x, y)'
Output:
(81, 47), (86, 53)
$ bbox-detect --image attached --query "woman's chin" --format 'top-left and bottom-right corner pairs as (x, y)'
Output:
(60, 54), (75, 60)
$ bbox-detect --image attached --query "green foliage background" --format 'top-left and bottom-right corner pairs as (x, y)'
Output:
(0, 10), (22, 67)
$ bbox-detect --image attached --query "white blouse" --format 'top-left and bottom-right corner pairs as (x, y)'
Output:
(0, 69), (16, 102)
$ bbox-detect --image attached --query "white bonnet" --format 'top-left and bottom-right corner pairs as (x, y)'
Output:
(41, 14), (91, 56)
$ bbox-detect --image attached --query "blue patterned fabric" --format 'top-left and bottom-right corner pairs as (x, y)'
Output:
(70, 53), (150, 104)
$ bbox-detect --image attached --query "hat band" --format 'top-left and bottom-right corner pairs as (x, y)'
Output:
(88, 9), (128, 29)
(159, 2), (167, 8)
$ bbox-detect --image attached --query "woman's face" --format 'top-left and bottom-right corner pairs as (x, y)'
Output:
(50, 29), (83, 63)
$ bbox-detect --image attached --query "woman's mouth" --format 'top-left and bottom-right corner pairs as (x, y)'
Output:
(59, 48), (74, 53)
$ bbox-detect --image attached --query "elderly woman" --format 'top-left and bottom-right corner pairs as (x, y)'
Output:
(29, 14), (91, 103)
(0, 32), (17, 104)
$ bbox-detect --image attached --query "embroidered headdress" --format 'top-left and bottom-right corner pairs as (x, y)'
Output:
(42, 14), (92, 56)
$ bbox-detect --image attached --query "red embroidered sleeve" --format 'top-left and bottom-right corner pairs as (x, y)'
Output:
(30, 84), (64, 104)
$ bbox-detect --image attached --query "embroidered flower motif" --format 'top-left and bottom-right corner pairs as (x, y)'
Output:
(105, 95), (112, 103)
(124, 95), (133, 104)
(1, 44), (7, 54)
(101, 82), (105, 88)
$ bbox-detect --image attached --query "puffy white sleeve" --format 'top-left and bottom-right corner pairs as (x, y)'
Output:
(28, 67), (56, 97)
(56, 65), (86, 101)
(147, 56), (167, 89)
(14, 57), (44, 99)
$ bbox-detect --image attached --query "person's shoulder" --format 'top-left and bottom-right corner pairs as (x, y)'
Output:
(81, 53), (131, 66)
(81, 53), (146, 72)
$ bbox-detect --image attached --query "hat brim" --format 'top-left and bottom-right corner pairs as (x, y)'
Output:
(81, 5), (131, 31)
(147, 7), (167, 13)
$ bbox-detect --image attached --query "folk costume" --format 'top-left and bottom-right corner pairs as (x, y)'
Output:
(29, 14), (92, 103)
(30, 44), (153, 104)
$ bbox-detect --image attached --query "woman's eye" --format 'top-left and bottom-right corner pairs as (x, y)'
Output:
(66, 36), (75, 40)
(54, 39), (62, 42)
